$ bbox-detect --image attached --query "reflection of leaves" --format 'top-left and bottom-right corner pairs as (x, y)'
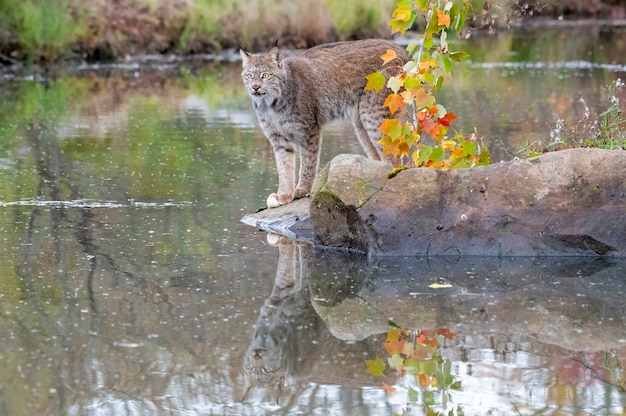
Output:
(367, 324), (462, 413)
(366, 356), (386, 377)
(383, 383), (397, 394)
(428, 282), (452, 289)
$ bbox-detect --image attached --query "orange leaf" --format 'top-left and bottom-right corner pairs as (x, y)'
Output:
(383, 383), (397, 394)
(418, 59), (433, 74)
(436, 328), (458, 340)
(438, 111), (458, 126)
(379, 118), (402, 139)
(418, 374), (431, 387)
(380, 135), (410, 157)
(384, 93), (404, 116)
(381, 49), (397, 65)
(418, 114), (440, 138)
(384, 338), (404, 355)
(437, 10), (451, 28)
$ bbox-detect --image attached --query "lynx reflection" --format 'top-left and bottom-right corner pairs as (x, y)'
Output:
(241, 234), (318, 403)
(241, 234), (386, 405)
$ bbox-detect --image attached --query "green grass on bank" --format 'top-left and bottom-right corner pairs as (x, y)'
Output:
(0, 0), (395, 64)
(0, 0), (624, 64)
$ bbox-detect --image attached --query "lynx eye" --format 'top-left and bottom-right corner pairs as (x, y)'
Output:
(261, 73), (271, 80)
(244, 73), (253, 80)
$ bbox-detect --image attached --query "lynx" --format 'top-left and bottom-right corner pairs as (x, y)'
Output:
(240, 39), (407, 208)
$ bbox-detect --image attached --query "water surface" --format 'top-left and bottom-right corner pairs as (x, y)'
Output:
(0, 23), (625, 415)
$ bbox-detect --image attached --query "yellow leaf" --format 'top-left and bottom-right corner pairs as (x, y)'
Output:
(381, 49), (397, 65)
(366, 356), (386, 377)
(393, 7), (412, 22)
(428, 282), (452, 289)
(364, 71), (386, 93)
(442, 139), (456, 150)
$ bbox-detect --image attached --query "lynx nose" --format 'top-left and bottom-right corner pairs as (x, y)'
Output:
(252, 85), (261, 92)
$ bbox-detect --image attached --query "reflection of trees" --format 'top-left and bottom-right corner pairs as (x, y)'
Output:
(0, 119), (273, 414)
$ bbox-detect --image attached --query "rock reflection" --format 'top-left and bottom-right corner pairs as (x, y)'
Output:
(246, 237), (625, 414)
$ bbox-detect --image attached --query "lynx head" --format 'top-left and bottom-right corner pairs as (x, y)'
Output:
(241, 322), (289, 404)
(240, 47), (285, 101)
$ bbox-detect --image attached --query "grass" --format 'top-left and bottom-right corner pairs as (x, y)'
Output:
(0, 0), (395, 63)
(517, 79), (626, 157)
(0, 0), (83, 63)
(2, 0), (621, 64)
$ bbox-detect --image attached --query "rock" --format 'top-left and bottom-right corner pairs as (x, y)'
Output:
(310, 149), (626, 256)
(241, 198), (313, 242)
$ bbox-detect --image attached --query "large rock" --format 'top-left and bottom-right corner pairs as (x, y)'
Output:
(310, 149), (626, 256)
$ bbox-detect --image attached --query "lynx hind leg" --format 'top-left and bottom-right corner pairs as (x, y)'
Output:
(358, 91), (402, 166)
(352, 115), (382, 161)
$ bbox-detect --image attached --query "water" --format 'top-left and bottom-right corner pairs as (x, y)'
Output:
(0, 23), (625, 415)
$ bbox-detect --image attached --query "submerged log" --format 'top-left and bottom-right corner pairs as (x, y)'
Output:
(243, 148), (626, 257)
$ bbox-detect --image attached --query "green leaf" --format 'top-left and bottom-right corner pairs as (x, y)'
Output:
(430, 146), (444, 162)
(365, 71), (386, 93)
(406, 41), (420, 56)
(423, 37), (435, 50)
(424, 390), (435, 406)
(462, 140), (477, 156)
(403, 60), (418, 73)
(418, 145), (434, 164)
(388, 76), (404, 93)
(450, 51), (470, 61)
(365, 356), (386, 377)
(408, 385), (419, 403)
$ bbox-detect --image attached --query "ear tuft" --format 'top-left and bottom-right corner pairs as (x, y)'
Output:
(240, 49), (252, 67)
(266, 47), (282, 68)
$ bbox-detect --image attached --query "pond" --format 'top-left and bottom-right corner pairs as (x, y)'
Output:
(0, 23), (625, 415)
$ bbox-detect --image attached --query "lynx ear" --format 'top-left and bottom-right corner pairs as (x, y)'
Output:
(266, 46), (282, 68)
(240, 49), (252, 67)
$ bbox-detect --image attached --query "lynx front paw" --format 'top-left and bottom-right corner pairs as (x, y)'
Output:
(267, 193), (294, 208)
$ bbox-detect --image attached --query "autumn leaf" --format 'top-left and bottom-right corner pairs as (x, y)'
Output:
(389, 0), (416, 34)
(442, 139), (456, 150)
(379, 118), (402, 140)
(437, 10), (451, 28)
(428, 282), (452, 289)
(418, 59), (434, 73)
(394, 7), (412, 22)
(365, 356), (386, 377)
(388, 353), (405, 371)
(418, 112), (440, 138)
(438, 111), (458, 126)
(380, 135), (410, 157)
(384, 93), (404, 115)
(382, 383), (397, 394)
(364, 71), (386, 93)
(435, 327), (458, 340)
(381, 49), (397, 65)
